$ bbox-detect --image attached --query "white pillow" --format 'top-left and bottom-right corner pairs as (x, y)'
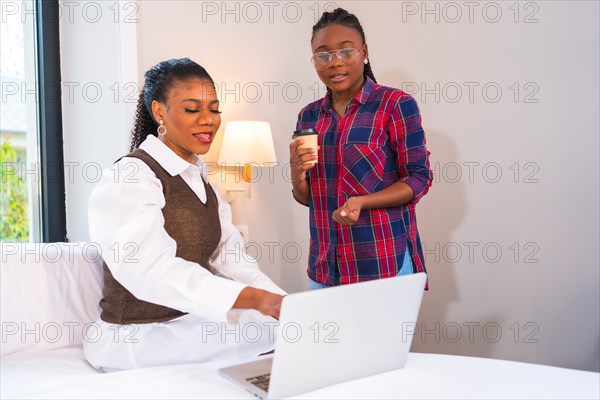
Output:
(1, 242), (104, 356)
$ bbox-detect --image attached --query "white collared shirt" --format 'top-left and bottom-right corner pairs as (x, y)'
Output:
(88, 135), (285, 321)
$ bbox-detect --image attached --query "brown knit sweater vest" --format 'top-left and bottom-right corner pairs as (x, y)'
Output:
(99, 149), (222, 324)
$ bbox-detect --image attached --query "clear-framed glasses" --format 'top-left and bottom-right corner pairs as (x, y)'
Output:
(311, 48), (360, 71)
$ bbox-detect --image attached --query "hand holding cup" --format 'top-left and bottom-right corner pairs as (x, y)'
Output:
(292, 128), (319, 165)
(289, 128), (319, 184)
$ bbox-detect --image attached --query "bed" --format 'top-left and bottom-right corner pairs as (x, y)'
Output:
(1, 243), (598, 399)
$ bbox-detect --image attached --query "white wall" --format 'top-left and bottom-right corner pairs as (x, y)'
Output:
(62, 1), (599, 372)
(60, 0), (137, 241)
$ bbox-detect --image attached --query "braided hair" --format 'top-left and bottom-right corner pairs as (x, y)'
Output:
(130, 58), (215, 151)
(311, 8), (377, 84)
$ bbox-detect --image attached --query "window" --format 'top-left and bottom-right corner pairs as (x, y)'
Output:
(1, 0), (66, 242)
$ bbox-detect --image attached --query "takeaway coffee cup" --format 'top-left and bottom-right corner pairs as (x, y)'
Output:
(292, 128), (318, 165)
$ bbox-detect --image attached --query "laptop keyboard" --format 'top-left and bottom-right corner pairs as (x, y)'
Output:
(246, 373), (271, 391)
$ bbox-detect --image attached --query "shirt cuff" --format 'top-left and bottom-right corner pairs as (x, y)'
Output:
(400, 176), (425, 203)
(292, 189), (309, 206)
(188, 277), (248, 320)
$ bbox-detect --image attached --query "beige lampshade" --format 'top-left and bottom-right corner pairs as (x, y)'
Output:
(218, 121), (277, 166)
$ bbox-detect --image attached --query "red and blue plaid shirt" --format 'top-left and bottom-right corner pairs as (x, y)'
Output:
(295, 77), (432, 286)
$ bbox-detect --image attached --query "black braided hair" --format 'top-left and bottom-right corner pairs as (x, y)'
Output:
(130, 58), (215, 151)
(311, 8), (377, 84)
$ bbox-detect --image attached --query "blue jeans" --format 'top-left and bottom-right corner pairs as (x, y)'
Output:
(308, 250), (414, 290)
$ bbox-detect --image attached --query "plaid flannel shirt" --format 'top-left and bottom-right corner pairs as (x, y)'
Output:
(295, 77), (432, 286)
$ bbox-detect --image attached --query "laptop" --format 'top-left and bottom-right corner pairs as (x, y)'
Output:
(219, 272), (427, 399)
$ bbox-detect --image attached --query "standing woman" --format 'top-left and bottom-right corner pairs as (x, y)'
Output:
(290, 9), (433, 288)
(85, 58), (285, 371)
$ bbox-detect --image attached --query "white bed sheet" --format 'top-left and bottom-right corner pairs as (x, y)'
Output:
(2, 349), (598, 399)
(1, 346), (254, 399)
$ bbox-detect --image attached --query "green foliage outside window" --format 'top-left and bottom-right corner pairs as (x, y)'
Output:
(0, 137), (29, 241)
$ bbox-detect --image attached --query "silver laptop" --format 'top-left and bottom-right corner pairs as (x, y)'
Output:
(219, 273), (427, 399)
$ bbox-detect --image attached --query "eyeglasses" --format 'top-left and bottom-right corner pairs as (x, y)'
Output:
(311, 48), (360, 71)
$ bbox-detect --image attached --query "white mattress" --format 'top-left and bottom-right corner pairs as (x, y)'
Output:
(1, 346), (255, 399)
(2, 348), (598, 399)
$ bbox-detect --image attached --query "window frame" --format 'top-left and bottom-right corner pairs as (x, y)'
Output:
(36, 0), (66, 242)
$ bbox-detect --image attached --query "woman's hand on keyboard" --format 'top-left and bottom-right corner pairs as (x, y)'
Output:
(233, 287), (284, 320)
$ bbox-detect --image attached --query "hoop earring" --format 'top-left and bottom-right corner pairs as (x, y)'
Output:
(157, 120), (167, 136)
(364, 59), (369, 65)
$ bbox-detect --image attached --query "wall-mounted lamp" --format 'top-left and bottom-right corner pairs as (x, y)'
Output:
(217, 121), (277, 202)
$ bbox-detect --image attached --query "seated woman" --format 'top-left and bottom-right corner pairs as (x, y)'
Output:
(84, 58), (285, 372)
